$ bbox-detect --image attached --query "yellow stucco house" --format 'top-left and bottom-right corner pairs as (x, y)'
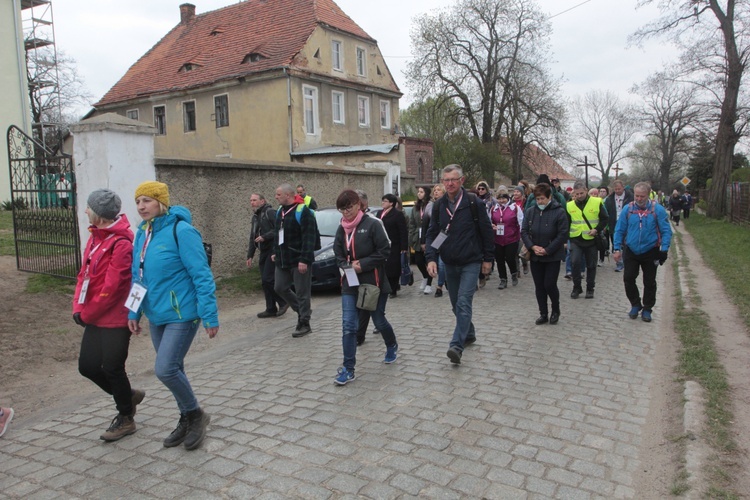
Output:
(92, 1), (406, 170)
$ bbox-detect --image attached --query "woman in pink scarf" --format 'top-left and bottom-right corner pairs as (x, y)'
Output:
(332, 189), (398, 385)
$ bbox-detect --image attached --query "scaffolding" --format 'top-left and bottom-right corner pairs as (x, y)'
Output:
(21, 0), (63, 154)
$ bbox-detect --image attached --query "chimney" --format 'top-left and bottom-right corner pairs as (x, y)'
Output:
(180, 3), (196, 24)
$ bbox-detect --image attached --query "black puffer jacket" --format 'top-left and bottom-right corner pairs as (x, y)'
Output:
(334, 214), (392, 295)
(521, 199), (569, 262)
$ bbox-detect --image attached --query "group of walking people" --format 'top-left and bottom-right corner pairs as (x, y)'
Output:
(61, 167), (674, 446)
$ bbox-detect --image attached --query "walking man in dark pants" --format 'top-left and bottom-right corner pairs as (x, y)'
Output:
(566, 181), (608, 299)
(247, 193), (288, 318)
(613, 182), (673, 322)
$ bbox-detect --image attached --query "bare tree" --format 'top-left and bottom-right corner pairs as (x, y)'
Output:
(631, 71), (700, 190)
(406, 0), (554, 148)
(632, 0), (750, 217)
(569, 90), (639, 184)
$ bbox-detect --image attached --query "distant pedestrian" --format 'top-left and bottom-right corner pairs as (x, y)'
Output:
(274, 183), (316, 337)
(603, 180), (633, 272)
(247, 193), (288, 318)
(552, 177), (571, 201)
(74, 189), (143, 442)
(410, 186), (433, 295)
(0, 407), (14, 438)
(566, 181), (608, 300)
(613, 182), (673, 322)
(491, 193), (524, 289)
(427, 184), (448, 298)
(379, 193), (409, 298)
(521, 182), (569, 325)
(682, 191), (693, 219)
(296, 184), (318, 210)
(668, 190), (684, 226)
(129, 181), (218, 451)
(426, 165), (494, 365)
(332, 189), (398, 385)
(57, 175), (70, 209)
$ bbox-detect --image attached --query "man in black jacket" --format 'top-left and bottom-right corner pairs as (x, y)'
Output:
(603, 180), (633, 272)
(247, 193), (288, 318)
(426, 165), (495, 365)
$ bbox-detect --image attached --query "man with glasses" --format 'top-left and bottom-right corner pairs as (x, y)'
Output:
(426, 165), (495, 365)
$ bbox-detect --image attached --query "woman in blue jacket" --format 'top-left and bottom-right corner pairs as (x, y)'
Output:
(128, 181), (219, 451)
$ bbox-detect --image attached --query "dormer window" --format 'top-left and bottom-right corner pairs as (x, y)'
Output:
(242, 52), (267, 64)
(179, 63), (201, 73)
(210, 27), (224, 36)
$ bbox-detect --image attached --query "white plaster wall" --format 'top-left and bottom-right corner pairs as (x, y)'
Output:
(1, 0), (32, 201)
(364, 161), (401, 196)
(72, 122), (155, 255)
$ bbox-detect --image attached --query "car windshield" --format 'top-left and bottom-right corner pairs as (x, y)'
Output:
(315, 209), (342, 237)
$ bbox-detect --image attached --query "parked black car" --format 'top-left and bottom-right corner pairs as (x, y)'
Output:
(311, 208), (342, 291)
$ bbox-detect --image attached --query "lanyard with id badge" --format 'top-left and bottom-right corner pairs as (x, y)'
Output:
(430, 191), (463, 250)
(126, 225), (152, 313)
(343, 230), (360, 286)
(278, 205), (296, 246)
(78, 233), (115, 304)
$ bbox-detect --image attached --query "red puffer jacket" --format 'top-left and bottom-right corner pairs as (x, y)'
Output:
(73, 214), (134, 328)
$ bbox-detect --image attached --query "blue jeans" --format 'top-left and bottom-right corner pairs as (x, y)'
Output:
(438, 256), (446, 287)
(341, 292), (396, 372)
(444, 261), (480, 352)
(150, 320), (200, 413)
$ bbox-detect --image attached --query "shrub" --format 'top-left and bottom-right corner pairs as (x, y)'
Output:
(1, 198), (28, 211)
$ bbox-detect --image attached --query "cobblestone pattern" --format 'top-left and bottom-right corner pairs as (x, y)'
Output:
(1, 260), (665, 498)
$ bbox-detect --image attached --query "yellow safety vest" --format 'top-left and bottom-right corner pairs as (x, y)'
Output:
(303, 195), (312, 207)
(567, 197), (603, 240)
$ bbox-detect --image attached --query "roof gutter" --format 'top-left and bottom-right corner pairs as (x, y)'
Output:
(285, 68), (294, 156)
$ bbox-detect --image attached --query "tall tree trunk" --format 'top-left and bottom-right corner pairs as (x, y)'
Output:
(659, 163), (671, 193)
(707, 1), (743, 218)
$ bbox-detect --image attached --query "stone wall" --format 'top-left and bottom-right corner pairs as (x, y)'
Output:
(155, 158), (386, 277)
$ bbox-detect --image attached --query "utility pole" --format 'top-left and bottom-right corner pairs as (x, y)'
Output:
(612, 162), (622, 180)
(576, 156), (596, 189)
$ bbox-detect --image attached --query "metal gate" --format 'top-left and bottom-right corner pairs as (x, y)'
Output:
(6, 125), (81, 278)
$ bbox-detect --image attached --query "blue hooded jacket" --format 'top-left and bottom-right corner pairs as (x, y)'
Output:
(613, 200), (672, 255)
(128, 205), (219, 327)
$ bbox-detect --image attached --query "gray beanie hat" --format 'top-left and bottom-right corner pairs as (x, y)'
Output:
(87, 189), (121, 221)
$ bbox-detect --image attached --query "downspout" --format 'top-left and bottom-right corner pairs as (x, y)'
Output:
(12, 0), (30, 132)
(285, 68), (294, 155)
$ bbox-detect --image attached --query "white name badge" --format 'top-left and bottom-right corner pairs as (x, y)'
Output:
(77, 278), (90, 304)
(126, 282), (148, 313)
(496, 224), (505, 236)
(431, 230), (448, 249)
(418, 227), (422, 239)
(278, 228), (285, 246)
(344, 267), (360, 286)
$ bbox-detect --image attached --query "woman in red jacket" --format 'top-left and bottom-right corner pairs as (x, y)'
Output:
(74, 189), (143, 442)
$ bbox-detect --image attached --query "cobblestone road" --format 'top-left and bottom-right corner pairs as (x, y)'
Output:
(1, 260), (666, 498)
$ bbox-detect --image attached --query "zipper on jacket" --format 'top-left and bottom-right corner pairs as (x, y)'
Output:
(170, 290), (182, 319)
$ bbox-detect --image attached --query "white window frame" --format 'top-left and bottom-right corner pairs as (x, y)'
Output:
(357, 96), (370, 127)
(153, 105), (166, 135)
(356, 46), (367, 77)
(332, 40), (343, 72)
(183, 100), (197, 133)
(303, 85), (319, 135)
(332, 91), (345, 124)
(380, 100), (391, 129)
(126, 109), (139, 121)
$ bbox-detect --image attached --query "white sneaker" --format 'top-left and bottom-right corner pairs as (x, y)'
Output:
(419, 278), (428, 291)
(423, 285), (433, 295)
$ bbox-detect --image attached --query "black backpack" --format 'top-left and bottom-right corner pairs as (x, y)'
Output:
(173, 221), (213, 267)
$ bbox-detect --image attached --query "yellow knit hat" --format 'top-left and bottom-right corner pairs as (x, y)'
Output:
(135, 181), (170, 207)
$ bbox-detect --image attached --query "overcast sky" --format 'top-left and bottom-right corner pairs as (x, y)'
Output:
(51, 0), (677, 116)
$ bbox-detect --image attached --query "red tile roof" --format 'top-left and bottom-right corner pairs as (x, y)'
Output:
(96, 0), (381, 107)
(524, 144), (575, 181)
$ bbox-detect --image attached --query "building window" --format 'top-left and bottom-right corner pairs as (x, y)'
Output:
(380, 100), (391, 129)
(126, 109), (139, 121)
(357, 96), (370, 127)
(418, 158), (425, 182)
(303, 85), (319, 135)
(183, 101), (196, 132)
(332, 40), (342, 72)
(214, 95), (229, 128)
(153, 106), (166, 135)
(332, 91), (345, 124)
(356, 47), (366, 76)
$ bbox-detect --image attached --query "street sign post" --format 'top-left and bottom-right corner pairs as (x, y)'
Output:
(680, 176), (691, 186)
